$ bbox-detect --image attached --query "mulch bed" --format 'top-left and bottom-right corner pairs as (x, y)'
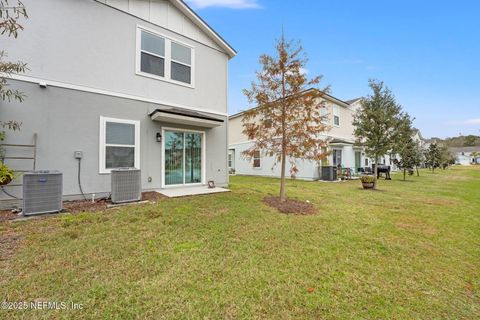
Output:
(142, 191), (166, 202)
(263, 196), (316, 215)
(63, 198), (111, 214)
(63, 191), (166, 214)
(0, 192), (167, 218)
(0, 210), (17, 223)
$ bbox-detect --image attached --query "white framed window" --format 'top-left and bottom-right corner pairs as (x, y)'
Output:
(139, 30), (166, 78)
(171, 41), (192, 84)
(333, 105), (340, 126)
(228, 150), (234, 169)
(253, 150), (261, 168)
(333, 149), (342, 166)
(136, 26), (195, 87)
(320, 106), (328, 124)
(99, 117), (140, 174)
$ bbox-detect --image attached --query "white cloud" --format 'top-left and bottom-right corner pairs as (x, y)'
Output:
(464, 118), (480, 125)
(186, 0), (261, 9)
(448, 118), (480, 125)
(299, 67), (309, 75)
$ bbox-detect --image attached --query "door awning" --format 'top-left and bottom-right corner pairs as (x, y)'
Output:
(149, 107), (224, 128)
(329, 138), (355, 146)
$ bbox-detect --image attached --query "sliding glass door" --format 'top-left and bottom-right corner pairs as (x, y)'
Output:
(164, 131), (184, 185)
(184, 133), (202, 184)
(164, 130), (203, 186)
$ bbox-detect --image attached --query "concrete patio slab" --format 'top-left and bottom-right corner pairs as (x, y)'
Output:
(157, 186), (230, 198)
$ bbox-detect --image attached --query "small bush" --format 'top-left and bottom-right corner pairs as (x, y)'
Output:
(0, 163), (15, 185)
(361, 175), (375, 183)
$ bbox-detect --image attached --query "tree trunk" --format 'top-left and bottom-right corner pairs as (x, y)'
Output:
(373, 156), (378, 189)
(416, 166), (420, 177)
(279, 39), (287, 202)
(403, 168), (406, 181)
(279, 148), (287, 201)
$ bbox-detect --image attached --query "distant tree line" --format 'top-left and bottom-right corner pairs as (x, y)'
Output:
(427, 135), (480, 148)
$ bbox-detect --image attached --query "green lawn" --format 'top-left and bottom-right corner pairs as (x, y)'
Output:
(1, 167), (479, 319)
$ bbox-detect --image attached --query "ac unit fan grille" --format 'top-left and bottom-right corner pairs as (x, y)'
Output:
(23, 171), (63, 215)
(111, 169), (141, 204)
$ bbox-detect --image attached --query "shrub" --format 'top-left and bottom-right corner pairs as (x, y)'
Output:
(0, 162), (15, 185)
(361, 175), (375, 183)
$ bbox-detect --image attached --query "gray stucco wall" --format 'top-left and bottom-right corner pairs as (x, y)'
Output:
(2, 0), (229, 115)
(0, 80), (228, 204)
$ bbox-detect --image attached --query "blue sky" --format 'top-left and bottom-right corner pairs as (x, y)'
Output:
(186, 0), (480, 138)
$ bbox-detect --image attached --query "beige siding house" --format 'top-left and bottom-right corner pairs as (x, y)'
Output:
(228, 92), (394, 180)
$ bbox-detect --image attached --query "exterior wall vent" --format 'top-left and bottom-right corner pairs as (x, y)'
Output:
(22, 171), (63, 216)
(111, 168), (141, 204)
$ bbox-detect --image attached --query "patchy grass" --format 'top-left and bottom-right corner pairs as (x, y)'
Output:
(0, 167), (479, 319)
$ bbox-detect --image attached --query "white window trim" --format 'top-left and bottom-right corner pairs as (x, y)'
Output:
(332, 105), (340, 127)
(99, 116), (141, 174)
(136, 25), (195, 89)
(332, 148), (342, 166)
(228, 151), (234, 169)
(320, 106), (329, 124)
(161, 127), (206, 188)
(252, 150), (262, 169)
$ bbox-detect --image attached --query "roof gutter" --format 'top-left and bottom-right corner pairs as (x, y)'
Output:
(229, 88), (350, 119)
(174, 0), (237, 59)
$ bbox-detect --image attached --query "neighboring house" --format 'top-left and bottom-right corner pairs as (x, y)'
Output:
(450, 147), (480, 165)
(412, 128), (427, 150)
(0, 0), (236, 206)
(228, 91), (396, 180)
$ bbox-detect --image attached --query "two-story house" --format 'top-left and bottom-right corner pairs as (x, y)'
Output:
(228, 91), (399, 180)
(0, 0), (236, 206)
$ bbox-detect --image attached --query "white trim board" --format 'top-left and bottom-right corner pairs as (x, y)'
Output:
(9, 74), (228, 117)
(228, 134), (356, 147)
(95, 0), (236, 59)
(169, 0), (237, 58)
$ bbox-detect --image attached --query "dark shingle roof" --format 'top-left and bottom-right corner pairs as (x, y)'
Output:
(345, 97), (363, 105)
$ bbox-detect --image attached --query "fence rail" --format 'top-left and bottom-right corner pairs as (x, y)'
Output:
(0, 133), (37, 188)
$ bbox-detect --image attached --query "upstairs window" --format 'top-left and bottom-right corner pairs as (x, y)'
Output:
(137, 27), (194, 87)
(320, 106), (328, 124)
(140, 31), (165, 77)
(333, 106), (340, 126)
(171, 42), (192, 84)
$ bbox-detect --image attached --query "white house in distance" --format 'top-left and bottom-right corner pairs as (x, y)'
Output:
(450, 147), (480, 165)
(228, 90), (397, 180)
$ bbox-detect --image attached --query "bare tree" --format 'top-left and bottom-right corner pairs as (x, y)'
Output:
(242, 35), (330, 201)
